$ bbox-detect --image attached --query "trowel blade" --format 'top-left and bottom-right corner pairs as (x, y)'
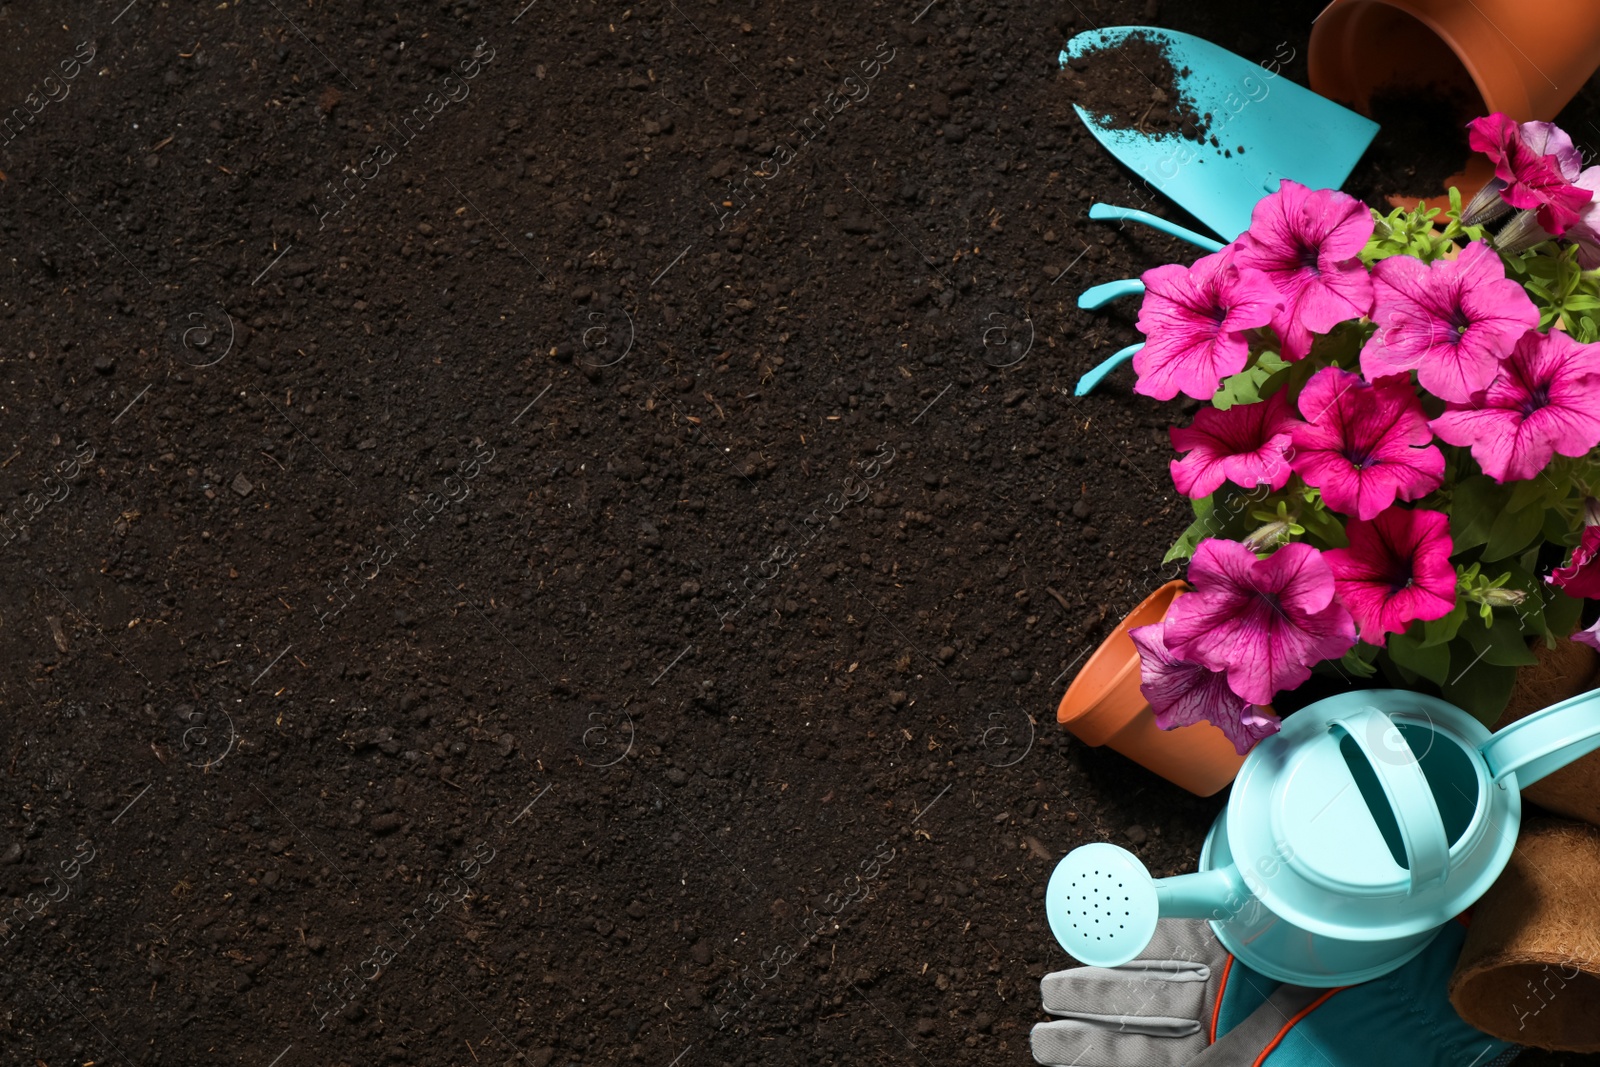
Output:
(1063, 27), (1380, 241)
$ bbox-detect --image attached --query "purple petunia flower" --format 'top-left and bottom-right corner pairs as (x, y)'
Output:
(1289, 367), (1445, 521)
(1232, 179), (1375, 361)
(1133, 250), (1283, 401)
(1430, 328), (1600, 483)
(1164, 539), (1358, 706)
(1361, 242), (1540, 403)
(1324, 507), (1457, 644)
(1572, 615), (1600, 653)
(1169, 390), (1297, 499)
(1129, 621), (1280, 755)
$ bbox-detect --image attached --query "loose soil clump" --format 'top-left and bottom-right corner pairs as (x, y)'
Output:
(1064, 32), (1210, 142)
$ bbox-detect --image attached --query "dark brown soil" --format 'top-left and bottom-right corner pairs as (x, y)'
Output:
(1343, 86), (1476, 209)
(0, 0), (1592, 1064)
(1064, 32), (1209, 142)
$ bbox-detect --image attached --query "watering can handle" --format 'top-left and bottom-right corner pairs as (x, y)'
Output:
(1480, 688), (1600, 788)
(1330, 707), (1451, 891)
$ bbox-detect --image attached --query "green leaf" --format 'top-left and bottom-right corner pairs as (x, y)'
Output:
(1420, 602), (1468, 647)
(1441, 654), (1519, 726)
(1544, 507), (1577, 546)
(1378, 654), (1420, 688)
(1483, 498), (1546, 562)
(1450, 475), (1509, 553)
(1337, 643), (1380, 679)
(1386, 629), (1451, 685)
(1164, 495), (1216, 564)
(1507, 478), (1552, 513)
(1213, 354), (1289, 411)
(1458, 614), (1539, 667)
(1545, 587), (1584, 641)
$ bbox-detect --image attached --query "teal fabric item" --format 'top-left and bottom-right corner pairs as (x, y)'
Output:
(1211, 955), (1278, 1039)
(1247, 921), (1514, 1067)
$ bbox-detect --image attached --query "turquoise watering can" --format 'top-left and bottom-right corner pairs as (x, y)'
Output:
(1046, 688), (1600, 986)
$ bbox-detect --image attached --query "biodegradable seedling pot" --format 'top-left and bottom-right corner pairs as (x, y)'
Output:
(1450, 817), (1600, 1051)
(1056, 580), (1248, 797)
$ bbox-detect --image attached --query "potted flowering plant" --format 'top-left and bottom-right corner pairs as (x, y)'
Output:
(1129, 113), (1600, 754)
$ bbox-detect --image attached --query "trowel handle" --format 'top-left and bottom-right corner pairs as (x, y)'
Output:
(1481, 687), (1600, 788)
(1078, 278), (1146, 310)
(1087, 203), (1226, 252)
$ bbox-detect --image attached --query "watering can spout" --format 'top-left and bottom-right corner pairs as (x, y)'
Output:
(1154, 865), (1247, 921)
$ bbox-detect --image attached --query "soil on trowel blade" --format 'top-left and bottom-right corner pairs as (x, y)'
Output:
(1063, 32), (1210, 143)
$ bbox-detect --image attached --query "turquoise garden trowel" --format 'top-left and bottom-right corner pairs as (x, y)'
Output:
(1064, 27), (1379, 394)
(1064, 27), (1378, 241)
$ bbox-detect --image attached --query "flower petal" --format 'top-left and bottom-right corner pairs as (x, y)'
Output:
(1134, 254), (1282, 400)
(1233, 180), (1374, 360)
(1289, 367), (1444, 520)
(1548, 526), (1600, 599)
(1325, 508), (1457, 643)
(1431, 328), (1600, 482)
(1130, 622), (1277, 754)
(1165, 539), (1356, 704)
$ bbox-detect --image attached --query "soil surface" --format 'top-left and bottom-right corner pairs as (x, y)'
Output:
(0, 0), (1594, 1064)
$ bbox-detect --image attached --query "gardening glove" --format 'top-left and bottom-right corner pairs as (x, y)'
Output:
(1032, 918), (1518, 1067)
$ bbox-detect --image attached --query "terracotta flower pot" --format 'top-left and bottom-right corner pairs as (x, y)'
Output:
(1310, 0), (1600, 124)
(1309, 0), (1600, 206)
(1056, 580), (1249, 797)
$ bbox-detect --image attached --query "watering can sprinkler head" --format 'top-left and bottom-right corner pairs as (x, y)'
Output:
(1046, 843), (1160, 967)
(1046, 843), (1249, 966)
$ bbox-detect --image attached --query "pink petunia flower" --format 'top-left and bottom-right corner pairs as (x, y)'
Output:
(1520, 121), (1585, 175)
(1169, 390), (1297, 499)
(1164, 539), (1358, 706)
(1572, 616), (1600, 653)
(1289, 367), (1446, 520)
(1430, 328), (1600, 483)
(1133, 250), (1283, 401)
(1560, 166), (1600, 269)
(1361, 242), (1540, 403)
(1232, 179), (1375, 360)
(1547, 525), (1600, 599)
(1468, 113), (1593, 236)
(1324, 507), (1457, 644)
(1129, 621), (1280, 755)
